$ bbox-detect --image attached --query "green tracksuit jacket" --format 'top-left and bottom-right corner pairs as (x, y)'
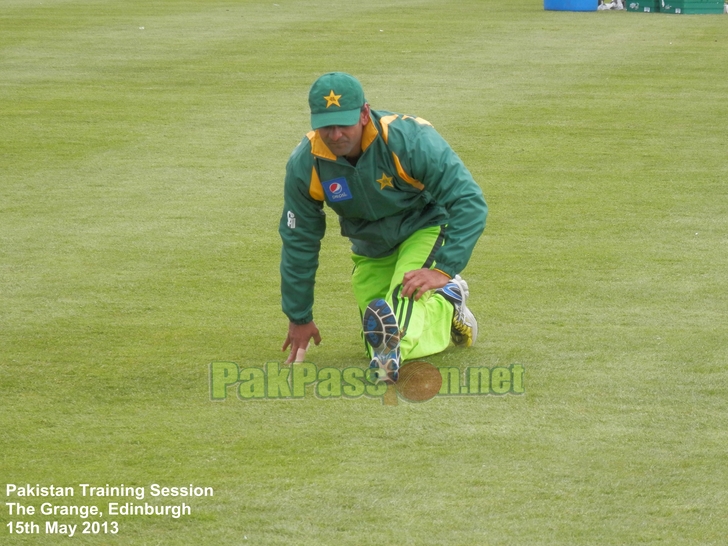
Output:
(279, 109), (487, 324)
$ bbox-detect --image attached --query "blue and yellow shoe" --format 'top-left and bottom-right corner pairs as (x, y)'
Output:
(436, 275), (478, 347)
(363, 298), (401, 383)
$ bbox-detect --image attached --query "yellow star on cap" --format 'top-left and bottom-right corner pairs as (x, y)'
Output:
(377, 173), (394, 190)
(323, 90), (342, 108)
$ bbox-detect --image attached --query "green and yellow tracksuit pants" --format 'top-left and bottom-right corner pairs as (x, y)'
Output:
(351, 226), (454, 361)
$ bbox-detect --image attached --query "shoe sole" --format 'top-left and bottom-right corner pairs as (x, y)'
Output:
(363, 299), (400, 382)
(363, 298), (400, 351)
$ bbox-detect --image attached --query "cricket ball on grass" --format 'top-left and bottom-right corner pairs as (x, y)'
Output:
(395, 361), (442, 402)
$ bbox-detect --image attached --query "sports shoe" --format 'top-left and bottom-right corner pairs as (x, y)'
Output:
(436, 275), (478, 347)
(362, 298), (401, 382)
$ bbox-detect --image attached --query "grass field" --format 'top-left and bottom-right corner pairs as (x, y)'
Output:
(2, 0), (728, 543)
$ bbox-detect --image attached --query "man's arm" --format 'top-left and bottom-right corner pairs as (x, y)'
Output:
(278, 146), (326, 357)
(392, 118), (487, 278)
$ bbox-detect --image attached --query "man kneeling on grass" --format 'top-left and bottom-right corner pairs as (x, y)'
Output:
(279, 72), (487, 382)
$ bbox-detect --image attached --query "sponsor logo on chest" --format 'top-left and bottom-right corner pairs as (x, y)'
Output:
(322, 177), (353, 202)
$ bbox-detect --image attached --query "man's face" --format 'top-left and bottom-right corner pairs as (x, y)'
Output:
(317, 105), (370, 159)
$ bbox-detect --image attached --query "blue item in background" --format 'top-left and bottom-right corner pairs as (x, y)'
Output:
(544, 0), (598, 10)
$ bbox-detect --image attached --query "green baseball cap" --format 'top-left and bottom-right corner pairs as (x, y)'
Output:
(309, 72), (366, 130)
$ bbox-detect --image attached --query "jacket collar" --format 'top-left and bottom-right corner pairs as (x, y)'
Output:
(307, 118), (380, 161)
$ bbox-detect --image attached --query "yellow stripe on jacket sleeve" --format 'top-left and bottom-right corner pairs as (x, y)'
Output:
(391, 152), (424, 191)
(379, 114), (398, 145)
(401, 115), (433, 127)
(309, 166), (324, 201)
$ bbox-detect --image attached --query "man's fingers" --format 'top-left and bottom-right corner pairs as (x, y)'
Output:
(284, 341), (311, 364)
(282, 321), (320, 363)
(400, 269), (450, 300)
(294, 346), (308, 363)
(401, 276), (427, 299)
(284, 344), (298, 364)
